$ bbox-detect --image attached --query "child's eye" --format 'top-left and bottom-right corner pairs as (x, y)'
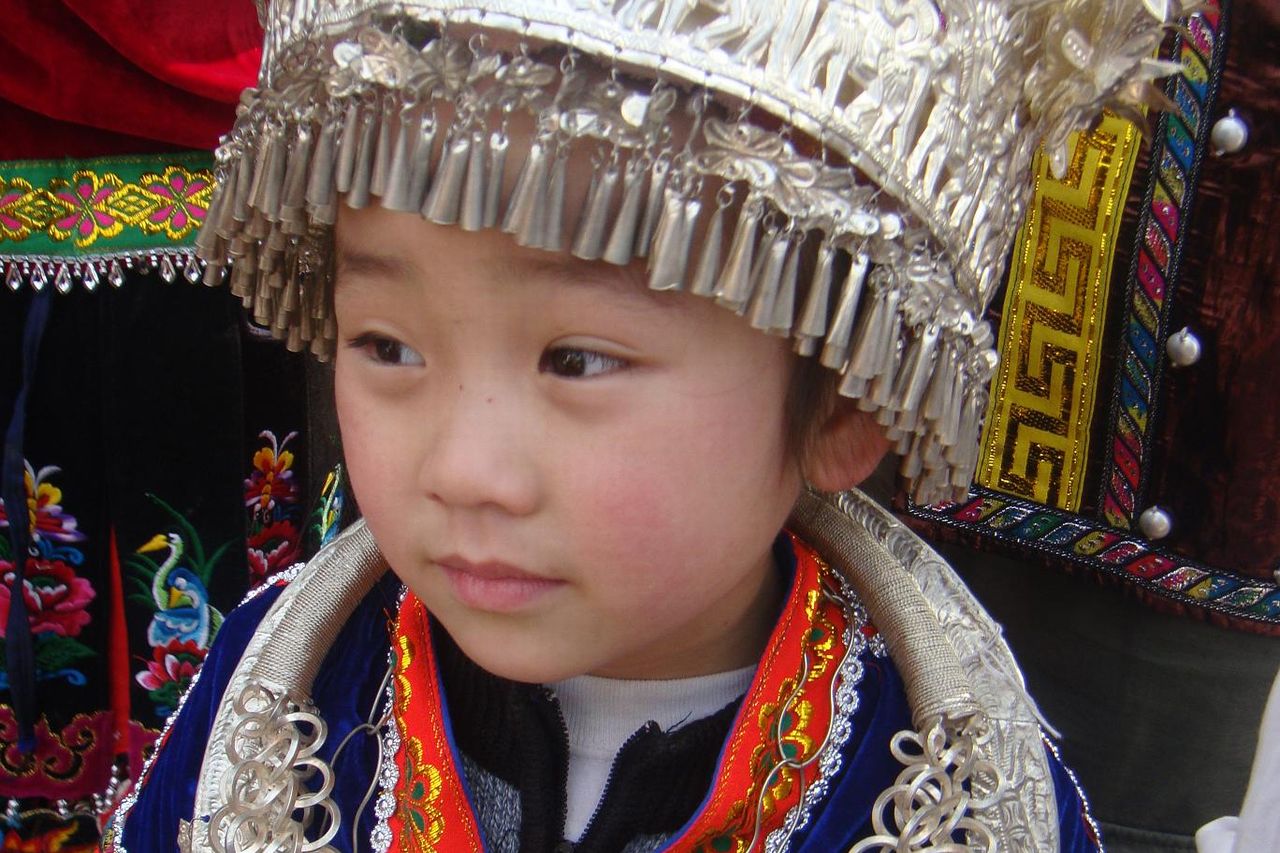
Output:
(350, 333), (425, 366)
(539, 346), (628, 378)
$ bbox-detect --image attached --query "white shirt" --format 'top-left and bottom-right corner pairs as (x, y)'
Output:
(549, 665), (757, 842)
(1196, 665), (1280, 853)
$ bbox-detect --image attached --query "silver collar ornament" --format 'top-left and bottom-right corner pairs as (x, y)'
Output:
(196, 0), (1187, 503)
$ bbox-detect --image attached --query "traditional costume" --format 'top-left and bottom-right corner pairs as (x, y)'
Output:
(111, 495), (1101, 851)
(95, 0), (1189, 849)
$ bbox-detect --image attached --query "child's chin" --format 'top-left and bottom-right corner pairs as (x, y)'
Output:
(453, 629), (590, 685)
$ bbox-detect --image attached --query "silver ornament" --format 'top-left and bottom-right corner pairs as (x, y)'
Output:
(1210, 109), (1248, 156)
(1138, 506), (1173, 540)
(1165, 326), (1202, 367)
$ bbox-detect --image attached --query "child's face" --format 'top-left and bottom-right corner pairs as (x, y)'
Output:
(333, 204), (803, 682)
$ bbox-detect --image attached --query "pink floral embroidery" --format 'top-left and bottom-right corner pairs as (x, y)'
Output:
(140, 166), (211, 240)
(0, 177), (34, 240)
(134, 639), (205, 693)
(246, 519), (302, 584)
(48, 171), (123, 248)
(0, 557), (95, 639)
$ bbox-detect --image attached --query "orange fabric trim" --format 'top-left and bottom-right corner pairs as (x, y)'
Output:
(388, 534), (852, 852)
(389, 597), (484, 852)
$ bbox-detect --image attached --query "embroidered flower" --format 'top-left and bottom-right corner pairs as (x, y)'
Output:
(399, 736), (446, 845)
(0, 462), (87, 543)
(244, 430), (300, 518)
(0, 176), (36, 242)
(246, 519), (302, 584)
(47, 170), (124, 248)
(139, 166), (212, 240)
(0, 557), (96, 638)
(134, 639), (206, 715)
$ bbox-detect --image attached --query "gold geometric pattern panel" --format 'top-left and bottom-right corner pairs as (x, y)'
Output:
(977, 114), (1141, 510)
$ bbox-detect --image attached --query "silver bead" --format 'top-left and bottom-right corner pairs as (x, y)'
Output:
(1138, 506), (1173, 540)
(1165, 326), (1202, 367)
(1210, 110), (1248, 155)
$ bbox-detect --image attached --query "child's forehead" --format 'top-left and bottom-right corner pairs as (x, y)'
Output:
(332, 209), (672, 308)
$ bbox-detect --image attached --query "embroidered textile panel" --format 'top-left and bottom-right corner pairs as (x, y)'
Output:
(0, 227), (315, 837)
(978, 114), (1142, 511)
(0, 154), (214, 258)
(909, 0), (1280, 635)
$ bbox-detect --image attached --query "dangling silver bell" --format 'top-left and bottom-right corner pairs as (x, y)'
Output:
(1210, 109), (1248, 156)
(1165, 327), (1202, 367)
(1138, 506), (1173, 541)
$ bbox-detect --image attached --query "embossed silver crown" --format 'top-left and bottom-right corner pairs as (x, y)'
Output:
(197, 0), (1184, 502)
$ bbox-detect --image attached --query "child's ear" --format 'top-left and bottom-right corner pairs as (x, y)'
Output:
(802, 398), (893, 492)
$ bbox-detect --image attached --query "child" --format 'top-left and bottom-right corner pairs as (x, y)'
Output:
(104, 1), (1181, 850)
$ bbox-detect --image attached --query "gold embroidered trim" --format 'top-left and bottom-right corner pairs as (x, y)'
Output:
(0, 155), (214, 255)
(977, 114), (1142, 509)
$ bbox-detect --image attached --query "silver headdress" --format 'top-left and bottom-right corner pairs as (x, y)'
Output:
(196, 0), (1186, 502)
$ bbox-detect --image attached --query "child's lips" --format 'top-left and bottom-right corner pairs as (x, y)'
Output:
(434, 556), (565, 611)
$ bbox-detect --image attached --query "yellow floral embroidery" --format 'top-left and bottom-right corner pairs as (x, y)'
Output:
(46, 170), (126, 248)
(398, 736), (446, 851)
(0, 163), (214, 248)
(687, 556), (845, 853)
(802, 587), (839, 681)
(136, 165), (214, 240)
(0, 176), (38, 242)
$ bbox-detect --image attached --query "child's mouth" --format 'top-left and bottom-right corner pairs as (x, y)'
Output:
(435, 557), (566, 612)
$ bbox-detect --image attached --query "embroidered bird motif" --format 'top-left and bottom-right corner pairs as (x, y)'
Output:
(137, 532), (223, 648)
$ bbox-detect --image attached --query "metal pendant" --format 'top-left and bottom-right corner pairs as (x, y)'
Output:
(280, 126), (313, 230)
(483, 131), (509, 228)
(229, 146), (255, 224)
(748, 229), (790, 331)
(636, 157), (670, 258)
(922, 342), (955, 425)
(770, 236), (801, 335)
(380, 112), (418, 212)
(460, 130), (491, 231)
(572, 156), (620, 261)
(249, 132), (284, 219)
(334, 102), (362, 195)
(647, 186), (688, 290)
(305, 118), (338, 214)
(795, 241), (836, 354)
(502, 137), (549, 238)
(894, 323), (941, 423)
(603, 157), (647, 265)
(369, 105), (396, 198)
(820, 250), (870, 369)
(689, 202), (725, 297)
(715, 197), (762, 313)
(541, 149), (570, 251)
(424, 127), (473, 225)
(405, 115), (438, 213)
(345, 114), (378, 209)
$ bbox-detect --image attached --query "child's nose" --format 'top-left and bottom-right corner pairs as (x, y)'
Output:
(416, 386), (539, 515)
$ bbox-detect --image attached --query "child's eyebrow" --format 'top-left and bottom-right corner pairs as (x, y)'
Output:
(497, 255), (672, 307)
(333, 248), (416, 285)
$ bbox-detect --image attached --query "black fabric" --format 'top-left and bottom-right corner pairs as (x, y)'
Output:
(941, 541), (1277, 850)
(0, 274), (314, 840)
(433, 623), (740, 852)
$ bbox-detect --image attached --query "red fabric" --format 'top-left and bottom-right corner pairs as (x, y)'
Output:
(0, 1), (261, 160)
(1150, 1), (1280, 580)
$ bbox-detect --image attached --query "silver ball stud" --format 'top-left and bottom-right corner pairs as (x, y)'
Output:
(1211, 109), (1249, 155)
(1166, 327), (1202, 367)
(1139, 506), (1173, 540)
